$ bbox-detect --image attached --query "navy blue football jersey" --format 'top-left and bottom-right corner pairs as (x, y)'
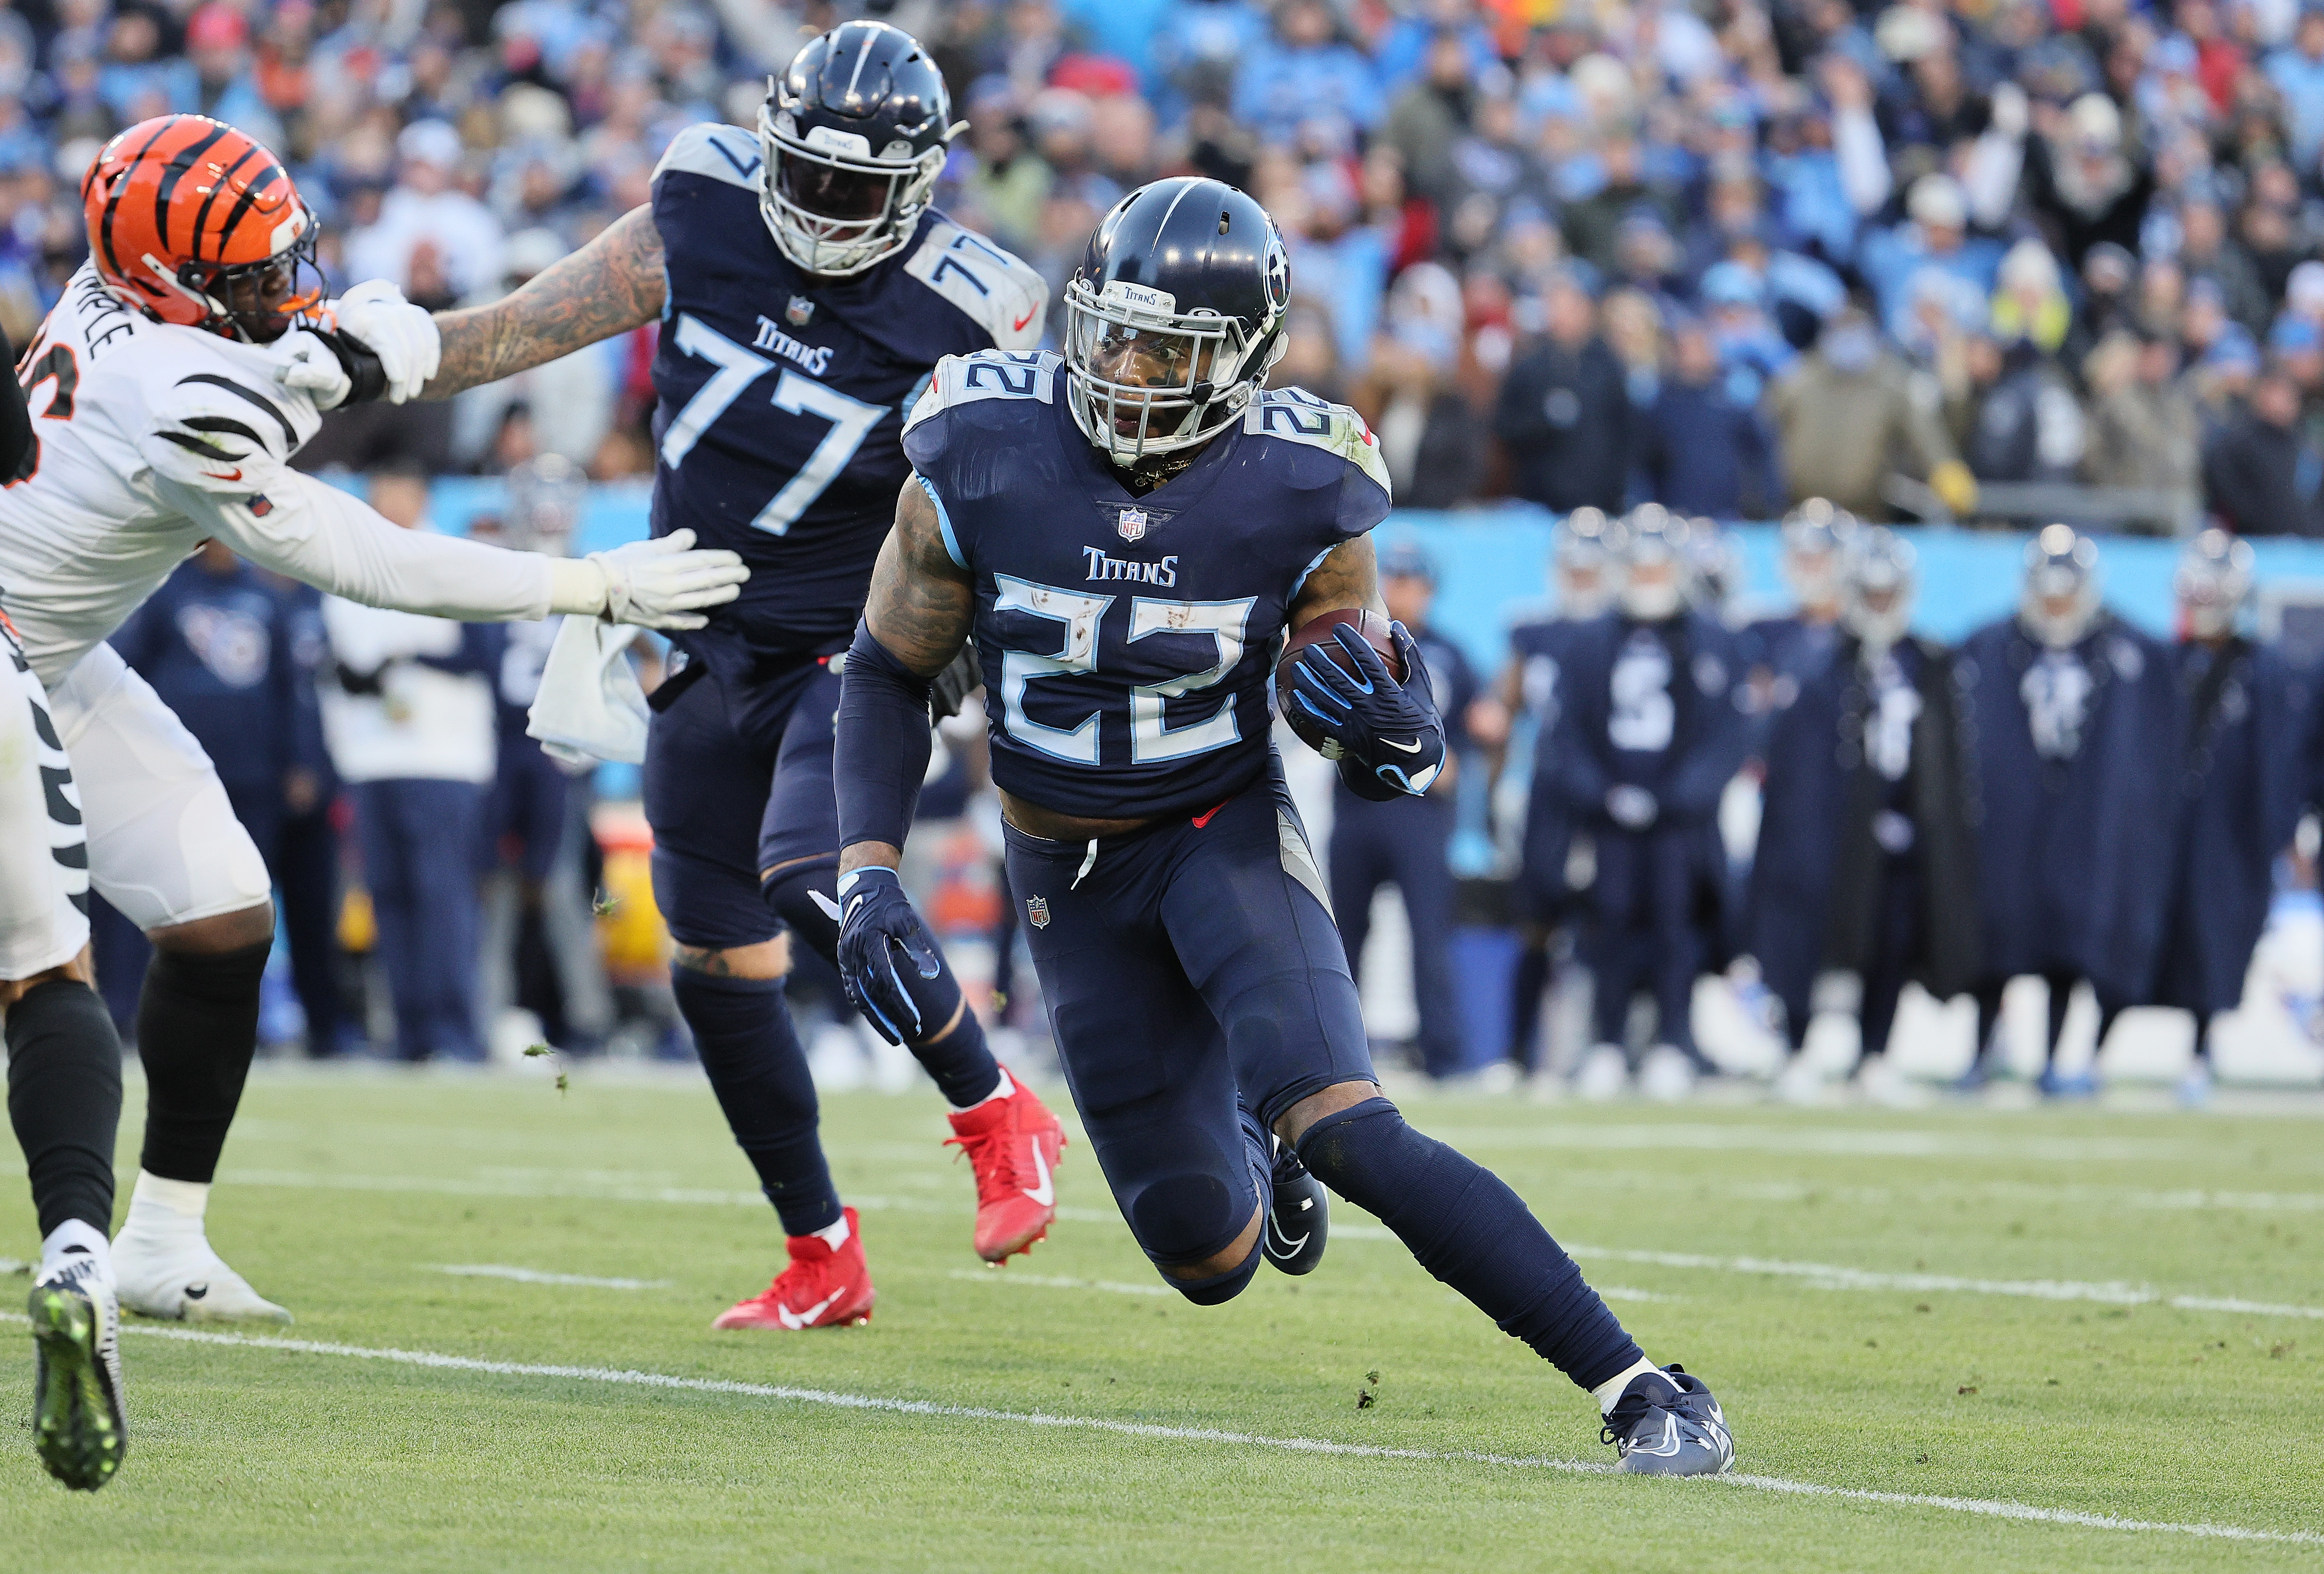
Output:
(647, 122), (1045, 676)
(903, 352), (1395, 820)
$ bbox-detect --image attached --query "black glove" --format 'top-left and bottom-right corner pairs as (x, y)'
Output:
(834, 866), (941, 1044)
(1288, 622), (1446, 797)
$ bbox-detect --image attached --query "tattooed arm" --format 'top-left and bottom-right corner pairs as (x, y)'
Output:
(421, 206), (666, 399)
(1287, 534), (1386, 629)
(836, 480), (976, 875)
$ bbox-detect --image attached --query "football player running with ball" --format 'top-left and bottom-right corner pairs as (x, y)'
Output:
(1, 121), (745, 1333)
(412, 21), (1065, 1327)
(833, 179), (1736, 1473)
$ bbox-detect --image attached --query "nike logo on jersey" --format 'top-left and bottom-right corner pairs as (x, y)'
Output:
(1012, 304), (1039, 332)
(1379, 737), (1424, 754)
(776, 1290), (842, 1329)
(207, 468), (243, 483)
(1022, 1145), (1054, 1208)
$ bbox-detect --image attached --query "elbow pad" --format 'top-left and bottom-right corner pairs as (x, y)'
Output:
(836, 621), (937, 851)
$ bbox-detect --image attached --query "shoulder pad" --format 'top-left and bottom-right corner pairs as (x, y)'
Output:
(652, 122), (766, 192)
(905, 350), (1062, 433)
(139, 363), (308, 495)
(1243, 387), (1394, 502)
(901, 219), (1050, 352)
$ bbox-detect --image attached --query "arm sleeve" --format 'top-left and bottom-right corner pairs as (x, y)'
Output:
(836, 620), (936, 852)
(0, 328), (29, 481)
(1833, 104), (1893, 214)
(159, 468), (556, 624)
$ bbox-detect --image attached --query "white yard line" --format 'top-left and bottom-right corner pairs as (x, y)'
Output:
(945, 1269), (1171, 1298)
(1564, 1247), (2324, 1320)
(0, 1314), (2307, 1547)
(431, 1265), (670, 1291)
(217, 1168), (2324, 1320)
(1430, 1124), (2202, 1163)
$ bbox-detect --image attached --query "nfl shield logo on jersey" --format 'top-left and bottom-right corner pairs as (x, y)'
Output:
(1026, 896), (1051, 929)
(1117, 507), (1148, 542)
(785, 295), (815, 326)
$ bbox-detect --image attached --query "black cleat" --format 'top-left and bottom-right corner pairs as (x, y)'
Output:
(1602, 1364), (1734, 1476)
(1263, 1141), (1328, 1275)
(29, 1260), (127, 1491)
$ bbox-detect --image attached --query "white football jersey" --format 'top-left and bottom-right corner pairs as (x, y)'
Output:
(0, 263), (328, 686)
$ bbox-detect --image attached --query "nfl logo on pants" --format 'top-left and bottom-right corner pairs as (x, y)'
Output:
(1026, 896), (1050, 929)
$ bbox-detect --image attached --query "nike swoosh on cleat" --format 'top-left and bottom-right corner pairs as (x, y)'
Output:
(1022, 1145), (1054, 1208)
(1264, 1221), (1309, 1258)
(776, 1290), (842, 1329)
(1378, 737), (1424, 754)
(184, 1284), (208, 1300)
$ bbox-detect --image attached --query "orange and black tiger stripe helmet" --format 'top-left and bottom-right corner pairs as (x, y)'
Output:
(80, 114), (323, 340)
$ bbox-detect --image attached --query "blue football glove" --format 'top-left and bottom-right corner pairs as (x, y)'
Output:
(834, 866), (941, 1044)
(1288, 621), (1445, 797)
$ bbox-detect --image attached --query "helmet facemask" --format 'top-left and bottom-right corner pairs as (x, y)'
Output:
(757, 102), (945, 278)
(2019, 525), (2101, 649)
(1063, 277), (1282, 466)
(2174, 529), (2253, 641)
(178, 217), (325, 343)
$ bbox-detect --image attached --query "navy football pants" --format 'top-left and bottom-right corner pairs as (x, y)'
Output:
(1005, 764), (1374, 1270)
(352, 778), (485, 1062)
(1327, 792), (1463, 1076)
(1587, 823), (1708, 1059)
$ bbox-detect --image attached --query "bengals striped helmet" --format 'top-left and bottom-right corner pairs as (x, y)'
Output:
(80, 115), (323, 342)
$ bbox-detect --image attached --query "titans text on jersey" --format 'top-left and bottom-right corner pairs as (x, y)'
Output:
(647, 123), (1043, 674)
(901, 349), (1393, 822)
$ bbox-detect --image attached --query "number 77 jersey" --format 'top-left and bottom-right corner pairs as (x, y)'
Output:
(902, 349), (1394, 820)
(647, 123), (1046, 670)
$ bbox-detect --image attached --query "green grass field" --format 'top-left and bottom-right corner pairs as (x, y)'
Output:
(1, 1067), (2320, 1572)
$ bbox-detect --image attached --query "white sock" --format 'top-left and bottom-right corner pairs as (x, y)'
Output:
(1592, 1356), (1662, 1416)
(119, 1170), (211, 1245)
(810, 1213), (852, 1250)
(948, 1064), (1015, 1114)
(37, 1220), (112, 1286)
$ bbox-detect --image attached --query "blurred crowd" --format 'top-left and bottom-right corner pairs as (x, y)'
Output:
(17, 0), (2324, 525)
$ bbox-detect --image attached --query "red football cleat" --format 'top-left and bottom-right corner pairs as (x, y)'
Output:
(711, 1206), (876, 1330)
(946, 1068), (1066, 1263)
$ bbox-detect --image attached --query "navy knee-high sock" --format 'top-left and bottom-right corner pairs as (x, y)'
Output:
(1297, 1098), (1643, 1390)
(765, 864), (1002, 1107)
(670, 967), (839, 1238)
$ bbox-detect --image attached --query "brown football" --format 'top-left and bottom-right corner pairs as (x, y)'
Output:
(1276, 608), (1403, 751)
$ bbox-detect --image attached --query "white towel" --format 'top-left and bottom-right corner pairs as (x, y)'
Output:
(526, 615), (648, 767)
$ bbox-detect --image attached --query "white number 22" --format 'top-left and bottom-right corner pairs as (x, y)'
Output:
(992, 577), (1253, 766)
(657, 313), (885, 536)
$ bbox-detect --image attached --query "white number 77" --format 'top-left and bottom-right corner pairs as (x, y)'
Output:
(657, 313), (887, 537)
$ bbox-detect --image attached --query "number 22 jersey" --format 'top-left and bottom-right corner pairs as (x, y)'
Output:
(902, 350), (1393, 821)
(647, 122), (1045, 679)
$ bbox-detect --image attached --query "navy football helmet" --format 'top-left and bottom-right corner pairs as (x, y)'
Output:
(1610, 505), (1692, 622)
(2174, 527), (2254, 640)
(1779, 497), (1857, 609)
(1552, 507), (1613, 616)
(1843, 526), (1919, 650)
(758, 20), (957, 277)
(2020, 523), (2101, 648)
(1063, 177), (1292, 464)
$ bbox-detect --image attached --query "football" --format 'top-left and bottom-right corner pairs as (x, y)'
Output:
(1276, 607), (1403, 751)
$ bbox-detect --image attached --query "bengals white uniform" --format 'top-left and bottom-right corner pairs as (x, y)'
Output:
(0, 610), (88, 978)
(1, 263), (562, 948)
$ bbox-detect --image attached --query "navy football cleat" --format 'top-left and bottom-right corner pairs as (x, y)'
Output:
(1602, 1364), (1734, 1476)
(1262, 1141), (1328, 1275)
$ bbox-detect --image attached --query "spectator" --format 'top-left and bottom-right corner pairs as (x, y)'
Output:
(2180, 194), (2274, 335)
(1382, 27), (1474, 205)
(1769, 306), (1975, 520)
(2203, 363), (2322, 532)
(1494, 271), (1634, 512)
(320, 470), (505, 1062)
(1559, 129), (1682, 276)
(345, 119), (505, 302)
(1859, 175), (2004, 345)
(2266, 5), (2324, 170)
(1352, 331), (1481, 509)
(1232, 0), (1379, 140)
(2084, 331), (2203, 506)
(1639, 315), (1783, 519)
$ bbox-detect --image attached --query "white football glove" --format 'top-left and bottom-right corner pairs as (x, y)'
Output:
(272, 327), (354, 409)
(547, 529), (748, 630)
(328, 279), (442, 404)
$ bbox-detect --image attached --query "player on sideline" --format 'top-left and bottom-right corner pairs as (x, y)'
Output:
(2, 114), (749, 1325)
(2, 333), (126, 1490)
(411, 21), (1066, 1326)
(833, 178), (1735, 1472)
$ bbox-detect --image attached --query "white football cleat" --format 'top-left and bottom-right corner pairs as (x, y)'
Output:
(1855, 1056), (1928, 1109)
(1638, 1045), (1697, 1104)
(112, 1236), (291, 1324)
(1574, 1043), (1630, 1102)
